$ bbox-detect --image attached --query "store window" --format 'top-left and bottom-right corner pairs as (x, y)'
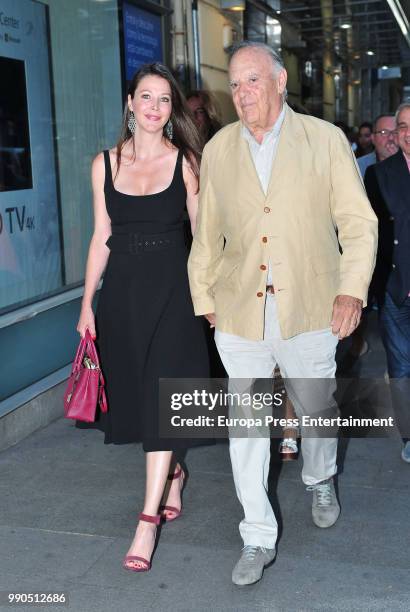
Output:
(0, 0), (169, 317)
(0, 0), (62, 312)
(0, 0), (168, 401)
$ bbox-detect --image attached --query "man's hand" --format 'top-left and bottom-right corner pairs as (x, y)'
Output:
(331, 295), (363, 339)
(204, 313), (216, 329)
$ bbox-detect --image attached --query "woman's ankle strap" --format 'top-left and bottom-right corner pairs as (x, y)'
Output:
(168, 467), (183, 480)
(139, 512), (160, 525)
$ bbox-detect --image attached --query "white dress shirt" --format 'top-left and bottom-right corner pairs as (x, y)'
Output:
(241, 106), (286, 285)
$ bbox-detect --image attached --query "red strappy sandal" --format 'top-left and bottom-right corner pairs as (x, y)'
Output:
(159, 467), (185, 522)
(122, 512), (160, 572)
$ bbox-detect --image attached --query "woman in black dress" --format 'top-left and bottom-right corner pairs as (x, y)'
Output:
(77, 63), (209, 572)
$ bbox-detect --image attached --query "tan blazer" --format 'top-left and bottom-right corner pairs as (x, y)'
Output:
(188, 104), (378, 341)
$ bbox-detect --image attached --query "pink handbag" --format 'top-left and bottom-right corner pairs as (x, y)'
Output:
(64, 329), (108, 422)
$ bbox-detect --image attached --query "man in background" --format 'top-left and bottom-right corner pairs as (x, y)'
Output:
(364, 103), (410, 463)
(358, 115), (398, 177)
(348, 115), (399, 359)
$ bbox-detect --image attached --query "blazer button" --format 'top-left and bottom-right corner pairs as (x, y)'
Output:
(389, 216), (394, 221)
(394, 239), (398, 245)
(257, 292), (264, 297)
(392, 264), (396, 269)
(262, 236), (268, 243)
(264, 207), (271, 213)
(260, 264), (267, 270)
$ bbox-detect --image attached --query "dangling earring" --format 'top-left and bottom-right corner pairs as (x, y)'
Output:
(165, 119), (173, 141)
(128, 110), (136, 135)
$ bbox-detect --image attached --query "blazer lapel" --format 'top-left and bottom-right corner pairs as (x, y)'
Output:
(235, 125), (266, 201)
(266, 105), (301, 200)
(231, 105), (304, 204)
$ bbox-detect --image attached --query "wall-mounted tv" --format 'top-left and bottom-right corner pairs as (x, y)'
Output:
(0, 56), (32, 192)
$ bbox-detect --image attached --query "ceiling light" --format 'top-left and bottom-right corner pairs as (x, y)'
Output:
(340, 23), (351, 29)
(381, 65), (389, 69)
(386, 0), (410, 47)
(366, 50), (375, 56)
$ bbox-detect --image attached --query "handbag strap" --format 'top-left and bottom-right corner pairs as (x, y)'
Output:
(84, 329), (101, 368)
(99, 379), (108, 413)
(71, 329), (98, 375)
(83, 329), (108, 413)
(71, 335), (87, 374)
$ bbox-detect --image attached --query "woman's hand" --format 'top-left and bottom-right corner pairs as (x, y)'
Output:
(77, 305), (96, 339)
(204, 313), (216, 329)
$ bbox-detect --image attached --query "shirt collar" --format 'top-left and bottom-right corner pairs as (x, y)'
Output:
(241, 104), (286, 145)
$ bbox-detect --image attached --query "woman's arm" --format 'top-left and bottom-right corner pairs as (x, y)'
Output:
(183, 154), (215, 327)
(77, 152), (112, 337)
(182, 155), (199, 236)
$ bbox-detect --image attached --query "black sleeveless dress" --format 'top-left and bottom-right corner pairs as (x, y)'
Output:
(78, 149), (210, 451)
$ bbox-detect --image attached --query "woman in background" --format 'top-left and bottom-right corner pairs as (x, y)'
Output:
(187, 90), (222, 144)
(187, 89), (225, 379)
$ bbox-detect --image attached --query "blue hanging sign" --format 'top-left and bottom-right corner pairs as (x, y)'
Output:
(123, 2), (163, 82)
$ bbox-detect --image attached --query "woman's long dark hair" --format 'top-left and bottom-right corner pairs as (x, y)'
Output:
(115, 63), (202, 183)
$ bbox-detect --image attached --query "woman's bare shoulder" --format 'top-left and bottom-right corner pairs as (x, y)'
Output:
(91, 152), (105, 180)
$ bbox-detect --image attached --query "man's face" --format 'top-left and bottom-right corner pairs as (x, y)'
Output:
(371, 116), (398, 161)
(358, 126), (373, 151)
(228, 48), (287, 133)
(396, 107), (410, 158)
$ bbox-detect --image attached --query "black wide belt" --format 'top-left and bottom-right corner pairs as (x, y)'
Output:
(106, 229), (185, 254)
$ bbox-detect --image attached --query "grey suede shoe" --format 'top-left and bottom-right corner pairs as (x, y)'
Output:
(307, 477), (340, 528)
(232, 546), (276, 586)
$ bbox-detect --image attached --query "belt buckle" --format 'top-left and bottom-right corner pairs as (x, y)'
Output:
(129, 233), (142, 254)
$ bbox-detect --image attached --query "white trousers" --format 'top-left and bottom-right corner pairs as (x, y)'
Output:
(215, 294), (339, 549)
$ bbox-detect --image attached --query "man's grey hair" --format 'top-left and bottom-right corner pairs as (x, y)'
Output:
(228, 41), (287, 101)
(229, 41), (285, 77)
(395, 102), (410, 122)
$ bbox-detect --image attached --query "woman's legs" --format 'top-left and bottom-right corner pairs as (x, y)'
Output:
(160, 460), (184, 520)
(124, 450), (173, 569)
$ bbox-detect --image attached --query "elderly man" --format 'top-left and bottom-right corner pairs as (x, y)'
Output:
(188, 41), (377, 586)
(364, 102), (410, 463)
(357, 114), (398, 177)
